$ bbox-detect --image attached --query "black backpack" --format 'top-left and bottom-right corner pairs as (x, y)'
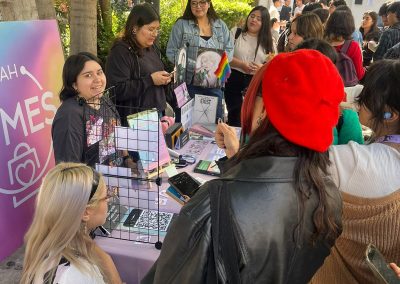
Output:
(336, 40), (359, 87)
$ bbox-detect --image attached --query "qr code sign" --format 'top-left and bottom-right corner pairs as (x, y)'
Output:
(134, 210), (173, 231)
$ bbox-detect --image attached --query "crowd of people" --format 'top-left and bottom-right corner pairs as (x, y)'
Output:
(19, 0), (400, 283)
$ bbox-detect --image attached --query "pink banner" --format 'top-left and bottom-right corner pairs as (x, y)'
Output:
(0, 20), (63, 261)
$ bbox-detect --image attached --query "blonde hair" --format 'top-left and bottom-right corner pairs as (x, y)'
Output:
(21, 163), (107, 284)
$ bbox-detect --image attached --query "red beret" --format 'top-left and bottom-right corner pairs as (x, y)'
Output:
(262, 50), (345, 152)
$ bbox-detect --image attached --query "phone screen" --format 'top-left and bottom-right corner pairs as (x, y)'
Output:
(168, 172), (200, 198)
(366, 244), (399, 283)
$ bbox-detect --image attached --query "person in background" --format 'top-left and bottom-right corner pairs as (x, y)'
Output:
(21, 163), (121, 284)
(325, 10), (365, 81)
(106, 3), (171, 126)
(378, 1), (393, 30)
(312, 8), (329, 25)
(328, 0), (346, 14)
(334, 5), (364, 48)
(166, 0), (233, 122)
(224, 6), (274, 127)
(287, 13), (324, 51)
(359, 11), (381, 67)
(52, 52), (123, 168)
(280, 0), (292, 22)
(270, 0), (281, 22)
(302, 2), (322, 14)
(142, 50), (343, 284)
(311, 59), (400, 284)
(373, 1), (400, 61)
(318, 0), (329, 10)
(294, 0), (305, 17)
(295, 38), (337, 63)
(384, 41), (400, 59)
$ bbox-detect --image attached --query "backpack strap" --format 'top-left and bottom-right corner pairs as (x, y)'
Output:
(340, 40), (352, 54)
(207, 183), (241, 284)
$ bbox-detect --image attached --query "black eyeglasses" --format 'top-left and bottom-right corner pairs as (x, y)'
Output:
(191, 0), (208, 8)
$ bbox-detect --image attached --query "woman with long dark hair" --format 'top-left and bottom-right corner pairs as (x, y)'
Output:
(106, 3), (171, 125)
(224, 6), (274, 126)
(143, 50), (343, 283)
(166, 0), (233, 121)
(359, 11), (381, 66)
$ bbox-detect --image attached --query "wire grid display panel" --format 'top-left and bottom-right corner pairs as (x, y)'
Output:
(82, 97), (171, 244)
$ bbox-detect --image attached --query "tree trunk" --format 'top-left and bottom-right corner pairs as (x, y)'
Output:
(70, 0), (97, 55)
(35, 0), (56, 20)
(0, 0), (39, 21)
(99, 0), (112, 36)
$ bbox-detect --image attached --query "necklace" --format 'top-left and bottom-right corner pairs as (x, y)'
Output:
(376, 135), (400, 144)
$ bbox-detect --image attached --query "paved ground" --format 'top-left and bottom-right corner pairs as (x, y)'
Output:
(0, 246), (24, 284)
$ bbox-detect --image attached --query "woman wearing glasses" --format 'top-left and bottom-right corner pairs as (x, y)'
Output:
(166, 0), (234, 122)
(21, 163), (121, 284)
(106, 3), (171, 125)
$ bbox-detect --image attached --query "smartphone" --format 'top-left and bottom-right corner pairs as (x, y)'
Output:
(168, 172), (201, 199)
(194, 160), (220, 176)
(365, 244), (400, 284)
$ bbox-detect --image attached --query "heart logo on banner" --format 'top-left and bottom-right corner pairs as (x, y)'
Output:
(15, 160), (36, 187)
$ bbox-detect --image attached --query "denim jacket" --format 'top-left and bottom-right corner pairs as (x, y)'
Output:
(166, 18), (234, 86)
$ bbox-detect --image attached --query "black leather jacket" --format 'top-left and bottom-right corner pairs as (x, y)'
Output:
(142, 156), (342, 284)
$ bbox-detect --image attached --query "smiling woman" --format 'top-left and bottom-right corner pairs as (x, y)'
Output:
(106, 3), (171, 126)
(51, 52), (120, 167)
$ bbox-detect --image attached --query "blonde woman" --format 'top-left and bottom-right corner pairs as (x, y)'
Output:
(21, 163), (122, 284)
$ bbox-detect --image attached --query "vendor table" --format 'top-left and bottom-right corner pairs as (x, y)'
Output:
(96, 138), (223, 284)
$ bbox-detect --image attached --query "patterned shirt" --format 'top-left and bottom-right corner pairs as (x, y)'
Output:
(373, 22), (400, 61)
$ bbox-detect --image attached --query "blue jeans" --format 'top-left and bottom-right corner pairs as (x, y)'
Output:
(187, 85), (223, 123)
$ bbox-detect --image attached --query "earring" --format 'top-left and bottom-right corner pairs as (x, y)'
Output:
(82, 222), (88, 235)
(384, 112), (392, 120)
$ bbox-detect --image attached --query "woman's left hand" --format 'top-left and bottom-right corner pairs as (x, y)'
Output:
(249, 62), (262, 74)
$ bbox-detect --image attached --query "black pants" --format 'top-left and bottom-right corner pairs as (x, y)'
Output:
(224, 69), (253, 127)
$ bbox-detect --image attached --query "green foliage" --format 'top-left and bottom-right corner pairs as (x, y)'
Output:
(54, 0), (70, 57)
(98, 2), (130, 63)
(212, 0), (253, 29)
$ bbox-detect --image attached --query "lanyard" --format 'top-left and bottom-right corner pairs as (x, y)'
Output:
(375, 135), (400, 144)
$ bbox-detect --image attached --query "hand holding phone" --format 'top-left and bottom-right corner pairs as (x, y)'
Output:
(365, 244), (400, 284)
(167, 172), (201, 199)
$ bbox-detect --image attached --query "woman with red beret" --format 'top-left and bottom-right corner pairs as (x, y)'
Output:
(142, 50), (344, 283)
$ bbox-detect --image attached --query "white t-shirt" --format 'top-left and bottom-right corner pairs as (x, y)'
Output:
(230, 27), (269, 74)
(329, 141), (400, 198)
(53, 260), (105, 284)
(293, 4), (304, 16)
(269, 5), (280, 22)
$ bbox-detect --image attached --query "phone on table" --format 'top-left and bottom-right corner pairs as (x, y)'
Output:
(194, 160), (220, 176)
(365, 243), (400, 284)
(167, 172), (201, 200)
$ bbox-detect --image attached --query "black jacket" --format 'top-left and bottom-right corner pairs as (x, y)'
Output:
(142, 156), (342, 284)
(105, 41), (166, 126)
